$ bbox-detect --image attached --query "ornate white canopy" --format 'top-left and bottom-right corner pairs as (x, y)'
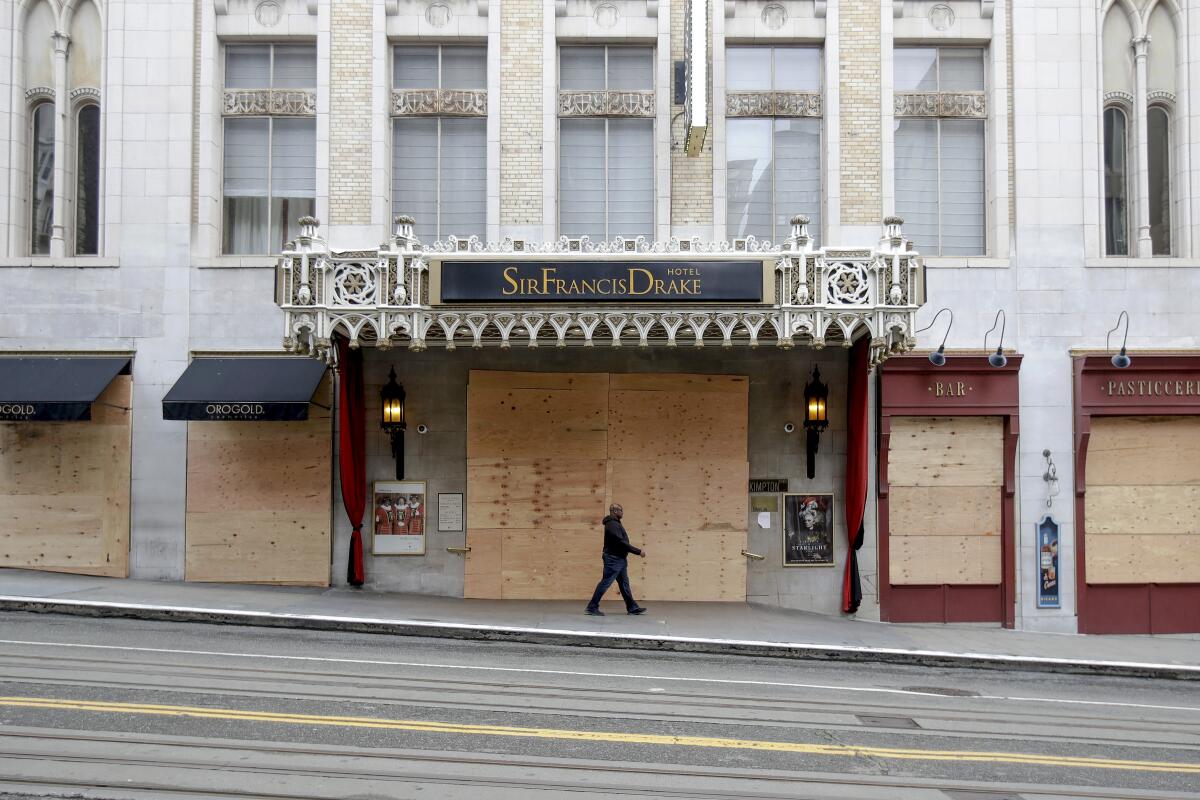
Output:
(274, 215), (926, 367)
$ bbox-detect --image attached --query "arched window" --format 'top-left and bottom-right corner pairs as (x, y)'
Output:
(30, 102), (55, 255)
(1147, 105), (1171, 255)
(75, 104), (101, 255)
(1103, 106), (1130, 256)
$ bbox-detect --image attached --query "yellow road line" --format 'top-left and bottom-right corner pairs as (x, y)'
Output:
(4, 695), (1199, 775)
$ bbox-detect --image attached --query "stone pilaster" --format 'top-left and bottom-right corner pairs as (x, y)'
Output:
(329, 0), (373, 226)
(500, 0), (543, 230)
(671, 0), (713, 232)
(838, 0), (882, 226)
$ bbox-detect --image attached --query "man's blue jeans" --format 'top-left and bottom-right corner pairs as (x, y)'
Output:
(586, 553), (639, 612)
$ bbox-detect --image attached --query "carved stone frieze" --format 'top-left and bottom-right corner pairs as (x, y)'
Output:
(391, 89), (487, 116)
(558, 90), (655, 117)
(726, 92), (822, 118)
(25, 86), (55, 102)
(223, 88), (316, 116)
(894, 92), (986, 118)
(70, 86), (101, 103)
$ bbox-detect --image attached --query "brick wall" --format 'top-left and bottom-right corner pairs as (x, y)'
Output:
(838, 0), (881, 225)
(500, 0), (542, 227)
(329, 0), (372, 226)
(670, 0), (713, 228)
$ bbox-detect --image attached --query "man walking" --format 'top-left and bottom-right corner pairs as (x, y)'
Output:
(585, 503), (647, 616)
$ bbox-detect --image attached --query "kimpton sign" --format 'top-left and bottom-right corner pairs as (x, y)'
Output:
(439, 260), (765, 303)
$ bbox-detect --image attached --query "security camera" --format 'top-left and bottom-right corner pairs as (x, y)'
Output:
(416, 424), (429, 434)
(783, 422), (795, 434)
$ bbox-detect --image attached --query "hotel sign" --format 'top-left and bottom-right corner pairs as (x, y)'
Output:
(439, 260), (764, 303)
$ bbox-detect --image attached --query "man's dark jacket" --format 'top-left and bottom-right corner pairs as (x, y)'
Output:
(601, 515), (642, 558)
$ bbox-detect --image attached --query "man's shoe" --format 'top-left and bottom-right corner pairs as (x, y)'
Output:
(628, 607), (647, 615)
(585, 608), (605, 616)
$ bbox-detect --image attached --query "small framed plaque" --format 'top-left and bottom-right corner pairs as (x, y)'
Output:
(372, 480), (427, 555)
(438, 493), (464, 532)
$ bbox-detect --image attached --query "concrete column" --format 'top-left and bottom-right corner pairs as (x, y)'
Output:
(837, 0), (882, 241)
(50, 30), (69, 258)
(1132, 35), (1152, 258)
(670, 0), (714, 239)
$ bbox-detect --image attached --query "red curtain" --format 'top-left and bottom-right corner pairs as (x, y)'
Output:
(336, 337), (366, 586)
(842, 338), (869, 613)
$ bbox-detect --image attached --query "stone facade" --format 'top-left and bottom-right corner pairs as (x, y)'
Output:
(1, 0), (1199, 632)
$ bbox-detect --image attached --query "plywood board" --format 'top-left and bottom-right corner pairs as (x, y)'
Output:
(609, 383), (748, 462)
(469, 370), (608, 393)
(184, 511), (329, 585)
(606, 459), (748, 532)
(609, 373), (749, 394)
(887, 416), (1004, 487)
(1086, 416), (1200, 486)
(1085, 485), (1200, 535)
(0, 375), (131, 578)
(626, 529), (746, 602)
(185, 376), (331, 585)
(467, 458), (605, 530)
(1086, 534), (1200, 584)
(889, 486), (1000, 537)
(499, 528), (598, 599)
(889, 535), (1002, 585)
(463, 528), (503, 599)
(467, 385), (608, 460)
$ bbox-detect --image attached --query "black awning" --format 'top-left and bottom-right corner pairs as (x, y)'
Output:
(163, 357), (327, 421)
(0, 356), (132, 421)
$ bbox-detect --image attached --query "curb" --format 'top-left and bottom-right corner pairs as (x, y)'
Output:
(2, 596), (1197, 681)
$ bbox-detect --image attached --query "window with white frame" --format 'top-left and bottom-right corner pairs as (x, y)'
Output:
(21, 0), (103, 257)
(1101, 3), (1179, 257)
(391, 45), (487, 243)
(558, 46), (655, 241)
(725, 46), (822, 243)
(221, 44), (316, 255)
(893, 47), (987, 257)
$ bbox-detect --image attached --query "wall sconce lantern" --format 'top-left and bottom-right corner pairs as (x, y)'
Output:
(1107, 310), (1132, 368)
(916, 307), (954, 366)
(380, 367), (406, 479)
(803, 366), (829, 479)
(984, 309), (1008, 368)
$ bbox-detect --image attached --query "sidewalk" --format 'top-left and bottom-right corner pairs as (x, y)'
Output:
(1, 568), (1197, 680)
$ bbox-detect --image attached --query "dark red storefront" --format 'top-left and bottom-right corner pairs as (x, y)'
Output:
(879, 355), (1021, 627)
(1074, 354), (1200, 634)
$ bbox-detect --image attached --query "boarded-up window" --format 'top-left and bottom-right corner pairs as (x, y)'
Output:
(1085, 416), (1200, 585)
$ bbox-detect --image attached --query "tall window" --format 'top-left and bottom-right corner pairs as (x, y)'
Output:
(725, 46), (821, 242)
(75, 104), (101, 255)
(558, 46), (654, 240)
(30, 102), (54, 255)
(1103, 106), (1130, 256)
(1148, 105), (1171, 255)
(222, 44), (316, 255)
(893, 48), (986, 256)
(392, 45), (487, 243)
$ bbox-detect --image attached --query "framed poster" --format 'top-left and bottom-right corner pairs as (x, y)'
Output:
(783, 493), (834, 567)
(372, 480), (427, 555)
(438, 493), (464, 532)
(1036, 515), (1061, 608)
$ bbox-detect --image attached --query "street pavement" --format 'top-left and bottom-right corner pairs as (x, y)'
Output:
(1, 569), (1199, 679)
(0, 613), (1198, 799)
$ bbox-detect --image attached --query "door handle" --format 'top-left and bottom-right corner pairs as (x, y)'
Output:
(741, 549), (765, 560)
(446, 546), (471, 554)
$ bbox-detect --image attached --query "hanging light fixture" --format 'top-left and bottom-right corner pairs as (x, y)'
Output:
(915, 308), (954, 366)
(803, 366), (829, 479)
(984, 309), (1008, 368)
(1107, 311), (1132, 368)
(380, 367), (406, 479)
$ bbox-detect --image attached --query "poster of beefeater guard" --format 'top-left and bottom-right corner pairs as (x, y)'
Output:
(372, 480), (426, 555)
(783, 493), (834, 567)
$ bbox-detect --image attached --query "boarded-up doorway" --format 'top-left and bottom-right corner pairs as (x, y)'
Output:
(465, 370), (748, 601)
(886, 416), (1004, 622)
